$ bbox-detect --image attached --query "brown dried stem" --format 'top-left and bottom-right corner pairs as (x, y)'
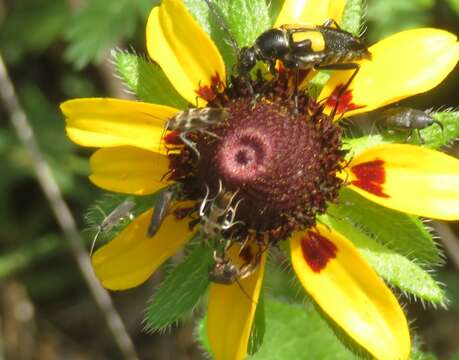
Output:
(0, 53), (139, 360)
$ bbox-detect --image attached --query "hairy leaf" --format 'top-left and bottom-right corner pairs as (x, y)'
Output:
(64, 0), (153, 69)
(341, 0), (365, 35)
(321, 214), (446, 305)
(114, 51), (187, 108)
(330, 188), (442, 266)
(248, 291), (265, 355)
(344, 110), (459, 153)
(185, 0), (270, 71)
(248, 300), (359, 360)
(144, 243), (212, 332)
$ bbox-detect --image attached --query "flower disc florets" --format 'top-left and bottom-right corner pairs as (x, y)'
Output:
(168, 73), (345, 244)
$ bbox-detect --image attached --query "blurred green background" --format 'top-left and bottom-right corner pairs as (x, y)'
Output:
(0, 0), (459, 359)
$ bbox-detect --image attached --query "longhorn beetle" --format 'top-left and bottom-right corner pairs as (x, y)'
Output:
(90, 200), (136, 255)
(238, 20), (371, 115)
(146, 187), (175, 238)
(202, 0), (371, 115)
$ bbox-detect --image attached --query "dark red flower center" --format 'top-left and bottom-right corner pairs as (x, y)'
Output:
(168, 74), (345, 244)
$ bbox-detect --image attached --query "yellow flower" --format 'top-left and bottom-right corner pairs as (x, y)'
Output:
(60, 1), (459, 360)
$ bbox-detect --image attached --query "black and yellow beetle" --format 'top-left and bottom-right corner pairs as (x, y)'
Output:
(238, 20), (371, 77)
(238, 20), (372, 113)
(202, 0), (371, 113)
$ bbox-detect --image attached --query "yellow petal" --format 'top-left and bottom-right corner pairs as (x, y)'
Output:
(89, 146), (171, 195)
(345, 143), (459, 220)
(274, 0), (346, 27)
(322, 28), (459, 116)
(146, 0), (226, 106)
(61, 98), (178, 153)
(207, 244), (266, 360)
(92, 208), (193, 290)
(290, 224), (410, 360)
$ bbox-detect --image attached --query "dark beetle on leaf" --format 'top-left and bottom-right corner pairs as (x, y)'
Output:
(378, 107), (444, 143)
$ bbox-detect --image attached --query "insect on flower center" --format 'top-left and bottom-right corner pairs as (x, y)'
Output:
(167, 73), (346, 244)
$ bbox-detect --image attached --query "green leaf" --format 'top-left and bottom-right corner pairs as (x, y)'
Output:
(345, 111), (459, 154)
(367, 0), (433, 43)
(183, 0), (235, 69)
(263, 258), (309, 303)
(0, 234), (65, 278)
(320, 214), (446, 305)
(248, 299), (359, 360)
(419, 110), (459, 149)
(343, 134), (388, 157)
(196, 313), (212, 356)
(113, 51), (187, 109)
(186, 0), (270, 71)
(0, 0), (70, 64)
(446, 0), (459, 15)
(410, 347), (438, 360)
(214, 0), (270, 48)
(198, 299), (435, 359)
(330, 188), (442, 267)
(341, 0), (365, 35)
(64, 0), (150, 69)
(144, 243), (213, 332)
(248, 291), (265, 355)
(440, 271), (459, 316)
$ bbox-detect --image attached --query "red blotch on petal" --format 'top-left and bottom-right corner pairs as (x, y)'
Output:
(351, 159), (390, 198)
(301, 231), (337, 273)
(164, 130), (182, 145)
(326, 84), (365, 115)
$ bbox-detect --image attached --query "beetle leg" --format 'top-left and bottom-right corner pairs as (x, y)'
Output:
(415, 129), (425, 144)
(317, 62), (360, 118)
(179, 131), (200, 159)
(432, 119), (444, 133)
(199, 184), (211, 217)
(322, 18), (341, 29)
(293, 67), (300, 114)
(200, 129), (222, 140)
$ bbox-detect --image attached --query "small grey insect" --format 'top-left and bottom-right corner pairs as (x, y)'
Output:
(378, 107), (444, 142)
(208, 244), (264, 305)
(147, 188), (174, 238)
(91, 200), (136, 255)
(165, 107), (227, 158)
(209, 254), (257, 285)
(208, 250), (259, 304)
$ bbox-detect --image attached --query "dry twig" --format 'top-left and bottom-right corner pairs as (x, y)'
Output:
(0, 53), (139, 360)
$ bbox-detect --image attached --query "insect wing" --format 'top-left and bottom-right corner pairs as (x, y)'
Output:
(147, 189), (174, 237)
(100, 200), (136, 233)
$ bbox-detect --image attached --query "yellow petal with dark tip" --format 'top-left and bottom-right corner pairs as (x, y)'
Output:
(345, 143), (459, 220)
(290, 224), (410, 360)
(274, 0), (346, 27)
(207, 244), (266, 360)
(322, 28), (459, 116)
(92, 208), (193, 290)
(61, 98), (178, 153)
(146, 0), (226, 105)
(89, 146), (171, 195)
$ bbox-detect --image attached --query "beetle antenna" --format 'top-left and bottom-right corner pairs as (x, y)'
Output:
(202, 0), (240, 56)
